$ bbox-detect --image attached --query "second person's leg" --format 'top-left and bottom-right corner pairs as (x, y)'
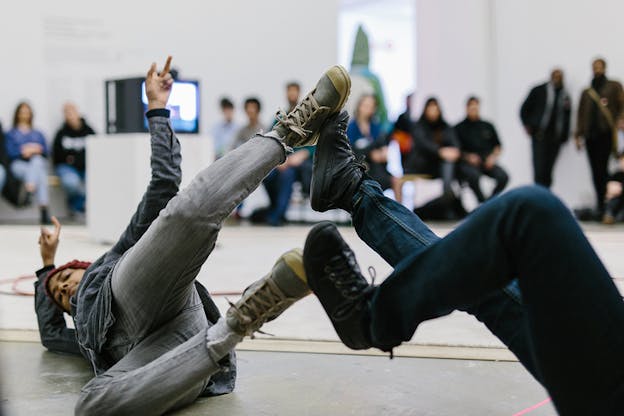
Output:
(369, 186), (624, 414)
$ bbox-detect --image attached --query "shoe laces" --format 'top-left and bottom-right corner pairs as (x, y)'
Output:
(324, 251), (376, 321)
(227, 280), (289, 336)
(275, 93), (325, 139)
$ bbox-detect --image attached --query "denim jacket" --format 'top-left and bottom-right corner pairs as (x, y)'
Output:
(34, 110), (236, 396)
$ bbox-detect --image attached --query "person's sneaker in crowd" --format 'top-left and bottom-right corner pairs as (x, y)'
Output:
(310, 111), (366, 212)
(303, 221), (374, 350)
(602, 212), (616, 225)
(272, 65), (351, 147)
(226, 249), (311, 336)
(17, 184), (32, 207)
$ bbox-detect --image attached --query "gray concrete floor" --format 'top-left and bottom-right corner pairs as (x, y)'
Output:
(0, 341), (556, 416)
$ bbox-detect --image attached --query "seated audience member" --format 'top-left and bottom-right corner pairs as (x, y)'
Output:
(346, 94), (393, 192)
(232, 97), (265, 149)
(211, 97), (239, 159)
(256, 148), (312, 226)
(5, 102), (51, 224)
(394, 93), (414, 134)
(387, 94), (415, 201)
(53, 103), (95, 215)
(603, 120), (624, 224)
(403, 97), (460, 195)
(254, 82), (313, 226)
(455, 96), (509, 203)
(276, 81), (314, 196)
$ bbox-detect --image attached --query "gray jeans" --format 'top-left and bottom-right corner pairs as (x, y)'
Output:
(75, 134), (286, 415)
(11, 155), (49, 205)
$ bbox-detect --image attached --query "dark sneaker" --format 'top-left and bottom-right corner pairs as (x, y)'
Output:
(226, 249), (311, 336)
(272, 65), (351, 147)
(602, 213), (616, 225)
(40, 207), (52, 225)
(310, 111), (365, 212)
(303, 221), (374, 350)
(17, 185), (32, 207)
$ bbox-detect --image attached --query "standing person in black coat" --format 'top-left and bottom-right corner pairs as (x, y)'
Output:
(52, 103), (95, 215)
(520, 69), (572, 189)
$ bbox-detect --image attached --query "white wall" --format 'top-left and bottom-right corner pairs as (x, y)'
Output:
(415, 0), (494, 120)
(1, 0), (338, 142)
(416, 0), (624, 207)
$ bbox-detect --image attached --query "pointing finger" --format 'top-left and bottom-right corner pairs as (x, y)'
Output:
(51, 216), (61, 238)
(161, 56), (172, 77)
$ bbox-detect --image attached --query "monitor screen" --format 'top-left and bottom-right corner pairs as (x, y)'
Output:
(141, 80), (200, 133)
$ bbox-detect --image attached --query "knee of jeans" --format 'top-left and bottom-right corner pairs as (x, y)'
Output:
(498, 170), (509, 186)
(75, 380), (113, 416)
(507, 185), (563, 216)
(62, 175), (82, 191)
(466, 173), (480, 185)
(163, 197), (224, 231)
(30, 154), (45, 165)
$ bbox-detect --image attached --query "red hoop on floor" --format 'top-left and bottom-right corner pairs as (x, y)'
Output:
(0, 275), (36, 296)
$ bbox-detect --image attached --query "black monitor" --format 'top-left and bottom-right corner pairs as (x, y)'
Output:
(141, 80), (200, 133)
(105, 78), (200, 134)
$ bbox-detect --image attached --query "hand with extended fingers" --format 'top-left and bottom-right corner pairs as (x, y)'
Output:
(39, 216), (61, 267)
(146, 56), (174, 111)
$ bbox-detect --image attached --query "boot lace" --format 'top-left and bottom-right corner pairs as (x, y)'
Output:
(324, 251), (376, 322)
(227, 279), (290, 337)
(275, 93), (326, 139)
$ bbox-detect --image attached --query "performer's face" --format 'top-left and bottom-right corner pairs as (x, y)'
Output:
(48, 268), (86, 312)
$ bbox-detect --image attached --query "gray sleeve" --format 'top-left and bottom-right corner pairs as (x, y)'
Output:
(112, 112), (182, 254)
(34, 266), (82, 355)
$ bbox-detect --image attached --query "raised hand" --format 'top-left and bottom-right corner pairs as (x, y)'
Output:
(39, 216), (61, 266)
(146, 56), (174, 110)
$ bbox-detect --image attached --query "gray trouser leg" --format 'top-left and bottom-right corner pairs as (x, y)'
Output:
(111, 134), (286, 338)
(76, 317), (241, 416)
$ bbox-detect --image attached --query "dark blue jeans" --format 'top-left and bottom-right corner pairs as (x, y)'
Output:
(352, 180), (540, 381)
(355, 181), (624, 415)
(263, 167), (296, 225)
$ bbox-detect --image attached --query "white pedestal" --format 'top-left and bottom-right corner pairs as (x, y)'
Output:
(86, 134), (214, 243)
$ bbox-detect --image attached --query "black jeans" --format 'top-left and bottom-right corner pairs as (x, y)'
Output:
(458, 162), (509, 202)
(531, 136), (561, 188)
(365, 185), (624, 415)
(586, 132), (613, 211)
